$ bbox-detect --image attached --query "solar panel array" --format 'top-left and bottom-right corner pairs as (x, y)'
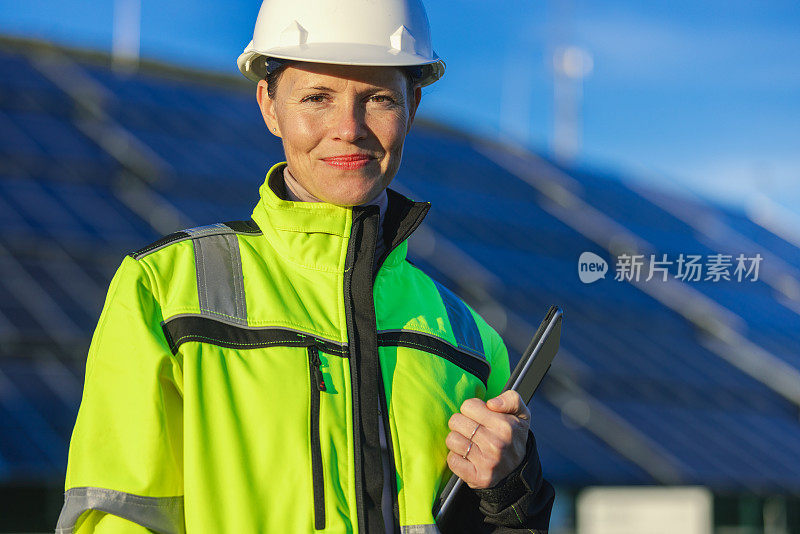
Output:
(1, 42), (799, 496)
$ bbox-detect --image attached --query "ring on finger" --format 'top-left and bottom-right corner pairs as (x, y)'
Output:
(468, 423), (480, 442)
(462, 440), (474, 459)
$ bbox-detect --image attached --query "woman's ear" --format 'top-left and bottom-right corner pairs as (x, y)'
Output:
(256, 79), (282, 138)
(406, 85), (422, 134)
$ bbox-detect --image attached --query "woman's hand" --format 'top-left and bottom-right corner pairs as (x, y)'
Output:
(445, 390), (530, 489)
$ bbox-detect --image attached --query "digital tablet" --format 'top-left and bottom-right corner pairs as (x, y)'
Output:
(433, 305), (563, 526)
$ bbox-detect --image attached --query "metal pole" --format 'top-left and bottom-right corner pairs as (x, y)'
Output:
(112, 0), (141, 72)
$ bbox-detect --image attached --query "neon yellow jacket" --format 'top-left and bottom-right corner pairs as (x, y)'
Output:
(57, 162), (553, 533)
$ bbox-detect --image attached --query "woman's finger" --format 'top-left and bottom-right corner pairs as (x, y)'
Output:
(487, 390), (531, 421)
(445, 429), (482, 460)
(459, 397), (525, 437)
(446, 451), (482, 487)
(448, 411), (482, 440)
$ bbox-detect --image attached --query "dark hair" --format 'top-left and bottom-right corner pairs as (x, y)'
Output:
(264, 58), (289, 100)
(263, 58), (429, 100)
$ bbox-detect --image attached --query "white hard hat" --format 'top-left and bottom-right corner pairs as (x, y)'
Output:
(237, 0), (445, 87)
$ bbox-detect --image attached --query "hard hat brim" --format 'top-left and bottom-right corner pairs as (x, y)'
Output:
(237, 43), (445, 87)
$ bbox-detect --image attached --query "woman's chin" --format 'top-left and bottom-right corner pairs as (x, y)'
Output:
(322, 190), (382, 207)
(317, 177), (389, 206)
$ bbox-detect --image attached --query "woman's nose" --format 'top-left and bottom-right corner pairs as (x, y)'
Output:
(331, 103), (367, 142)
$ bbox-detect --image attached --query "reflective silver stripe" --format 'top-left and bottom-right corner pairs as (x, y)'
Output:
(55, 487), (185, 534)
(133, 221), (261, 260)
(191, 230), (247, 325)
(184, 222), (231, 239)
(433, 281), (484, 357)
(401, 525), (441, 534)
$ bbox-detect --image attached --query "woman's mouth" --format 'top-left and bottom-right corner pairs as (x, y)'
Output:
(321, 154), (374, 170)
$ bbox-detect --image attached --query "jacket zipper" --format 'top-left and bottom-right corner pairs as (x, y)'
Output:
(344, 207), (388, 533)
(308, 345), (326, 530)
(346, 199), (432, 533)
(344, 208), (368, 533)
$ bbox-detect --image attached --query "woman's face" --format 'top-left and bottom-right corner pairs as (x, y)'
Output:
(257, 62), (422, 206)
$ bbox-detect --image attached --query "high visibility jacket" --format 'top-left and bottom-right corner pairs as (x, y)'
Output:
(57, 162), (553, 533)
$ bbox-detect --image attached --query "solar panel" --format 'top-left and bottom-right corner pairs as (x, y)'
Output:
(1, 45), (800, 493)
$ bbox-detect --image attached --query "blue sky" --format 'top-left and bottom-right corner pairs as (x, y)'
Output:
(1, 0), (798, 212)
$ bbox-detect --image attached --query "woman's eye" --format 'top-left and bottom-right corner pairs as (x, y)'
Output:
(370, 95), (395, 104)
(301, 94), (326, 103)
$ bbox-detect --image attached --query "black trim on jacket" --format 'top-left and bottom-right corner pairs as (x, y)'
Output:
(377, 330), (490, 387)
(344, 205), (385, 533)
(160, 315), (348, 356)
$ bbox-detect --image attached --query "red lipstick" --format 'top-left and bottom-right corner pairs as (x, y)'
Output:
(322, 154), (373, 170)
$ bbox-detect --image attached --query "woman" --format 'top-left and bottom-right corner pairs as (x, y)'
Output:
(57, 0), (554, 532)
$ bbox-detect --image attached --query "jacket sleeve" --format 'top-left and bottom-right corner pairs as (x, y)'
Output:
(56, 255), (185, 534)
(444, 338), (555, 533)
(471, 429), (556, 533)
